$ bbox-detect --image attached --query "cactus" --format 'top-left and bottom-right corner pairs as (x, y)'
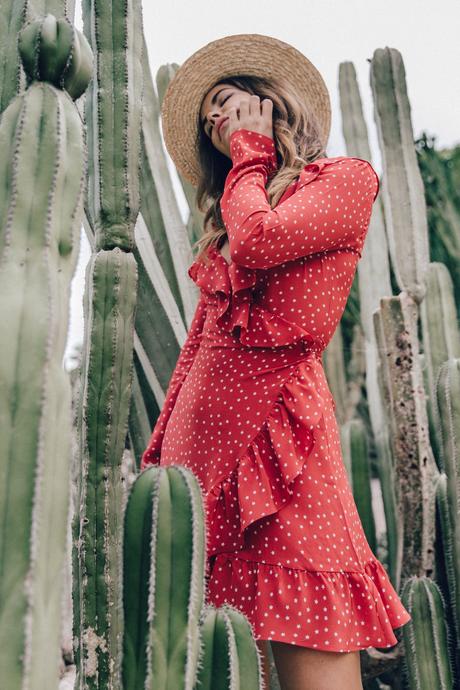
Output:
(343, 419), (377, 554)
(195, 605), (265, 690)
(122, 465), (206, 690)
(370, 48), (430, 301)
(3, 3), (460, 686)
(72, 0), (143, 686)
(0, 13), (91, 688)
(435, 359), (460, 658)
(127, 38), (204, 467)
(400, 576), (454, 690)
(74, 248), (138, 687)
(372, 296), (439, 585)
(81, 0), (143, 252)
(369, 47), (440, 587)
(420, 262), (460, 467)
(338, 59), (397, 589)
(435, 473), (460, 680)
(0, 0), (28, 111)
(337, 48), (460, 687)
(19, 13), (92, 100)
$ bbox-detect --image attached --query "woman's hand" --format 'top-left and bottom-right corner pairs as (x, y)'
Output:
(226, 95), (274, 142)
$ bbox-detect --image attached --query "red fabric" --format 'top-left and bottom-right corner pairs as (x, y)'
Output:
(141, 129), (411, 651)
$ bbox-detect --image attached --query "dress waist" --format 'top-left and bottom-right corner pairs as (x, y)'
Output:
(201, 296), (325, 359)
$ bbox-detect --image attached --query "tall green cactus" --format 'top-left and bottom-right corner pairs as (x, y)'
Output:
(436, 359), (460, 660)
(401, 576), (454, 689)
(435, 473), (460, 681)
(342, 419), (377, 554)
(81, 0), (143, 251)
(195, 605), (264, 690)
(72, 0), (143, 686)
(74, 248), (138, 687)
(122, 465), (206, 690)
(421, 262), (460, 467)
(338, 58), (398, 588)
(0, 13), (91, 688)
(369, 47), (439, 587)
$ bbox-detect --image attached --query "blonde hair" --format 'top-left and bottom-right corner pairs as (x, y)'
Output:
(193, 74), (328, 265)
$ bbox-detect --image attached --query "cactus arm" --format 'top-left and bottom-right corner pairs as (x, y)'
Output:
(370, 47), (430, 302)
(76, 248), (138, 688)
(348, 420), (378, 553)
(18, 14), (92, 101)
(73, 0), (143, 683)
(0, 0), (27, 113)
(140, 291), (207, 469)
(159, 468), (205, 689)
(82, 0), (143, 252)
(422, 263), (460, 469)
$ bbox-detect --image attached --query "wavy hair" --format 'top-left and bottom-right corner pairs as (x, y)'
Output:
(192, 74), (328, 265)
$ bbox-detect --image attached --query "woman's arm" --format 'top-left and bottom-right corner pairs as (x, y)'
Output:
(220, 128), (380, 270)
(140, 291), (207, 470)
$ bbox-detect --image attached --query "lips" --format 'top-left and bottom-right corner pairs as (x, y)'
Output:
(218, 118), (229, 140)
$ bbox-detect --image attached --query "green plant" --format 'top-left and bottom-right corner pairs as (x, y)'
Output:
(0, 12), (91, 688)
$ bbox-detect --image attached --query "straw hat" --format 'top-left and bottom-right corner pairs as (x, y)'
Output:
(160, 33), (331, 187)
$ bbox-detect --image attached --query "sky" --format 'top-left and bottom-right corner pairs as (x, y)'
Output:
(64, 0), (460, 369)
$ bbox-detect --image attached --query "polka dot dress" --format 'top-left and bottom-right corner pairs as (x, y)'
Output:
(140, 128), (412, 652)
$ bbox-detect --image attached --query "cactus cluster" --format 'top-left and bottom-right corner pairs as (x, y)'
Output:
(336, 47), (460, 686)
(121, 465), (265, 689)
(1, 1), (460, 688)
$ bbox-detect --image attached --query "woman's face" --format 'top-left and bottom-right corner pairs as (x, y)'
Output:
(199, 82), (251, 159)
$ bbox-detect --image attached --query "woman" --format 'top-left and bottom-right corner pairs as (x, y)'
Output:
(141, 34), (411, 690)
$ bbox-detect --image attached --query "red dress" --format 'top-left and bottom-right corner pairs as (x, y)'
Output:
(140, 128), (412, 652)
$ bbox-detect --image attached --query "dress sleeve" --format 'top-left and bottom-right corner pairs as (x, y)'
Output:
(220, 128), (380, 269)
(140, 291), (207, 470)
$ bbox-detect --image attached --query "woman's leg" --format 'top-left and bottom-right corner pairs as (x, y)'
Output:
(270, 640), (363, 690)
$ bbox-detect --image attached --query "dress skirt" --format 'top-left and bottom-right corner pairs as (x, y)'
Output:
(157, 322), (411, 652)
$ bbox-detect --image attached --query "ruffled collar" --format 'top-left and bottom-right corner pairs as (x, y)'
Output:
(188, 243), (325, 350)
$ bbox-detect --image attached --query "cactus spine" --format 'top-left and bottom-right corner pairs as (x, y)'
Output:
(0, 13), (91, 688)
(72, 0), (143, 686)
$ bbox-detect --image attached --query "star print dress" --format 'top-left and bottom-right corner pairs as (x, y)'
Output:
(140, 128), (412, 652)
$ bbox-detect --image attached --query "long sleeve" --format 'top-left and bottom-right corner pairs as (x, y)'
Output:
(220, 128), (380, 270)
(140, 291), (207, 470)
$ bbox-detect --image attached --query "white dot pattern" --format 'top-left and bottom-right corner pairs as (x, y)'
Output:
(141, 128), (411, 652)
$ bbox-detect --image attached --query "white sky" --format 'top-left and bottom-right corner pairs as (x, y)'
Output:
(64, 0), (460, 369)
